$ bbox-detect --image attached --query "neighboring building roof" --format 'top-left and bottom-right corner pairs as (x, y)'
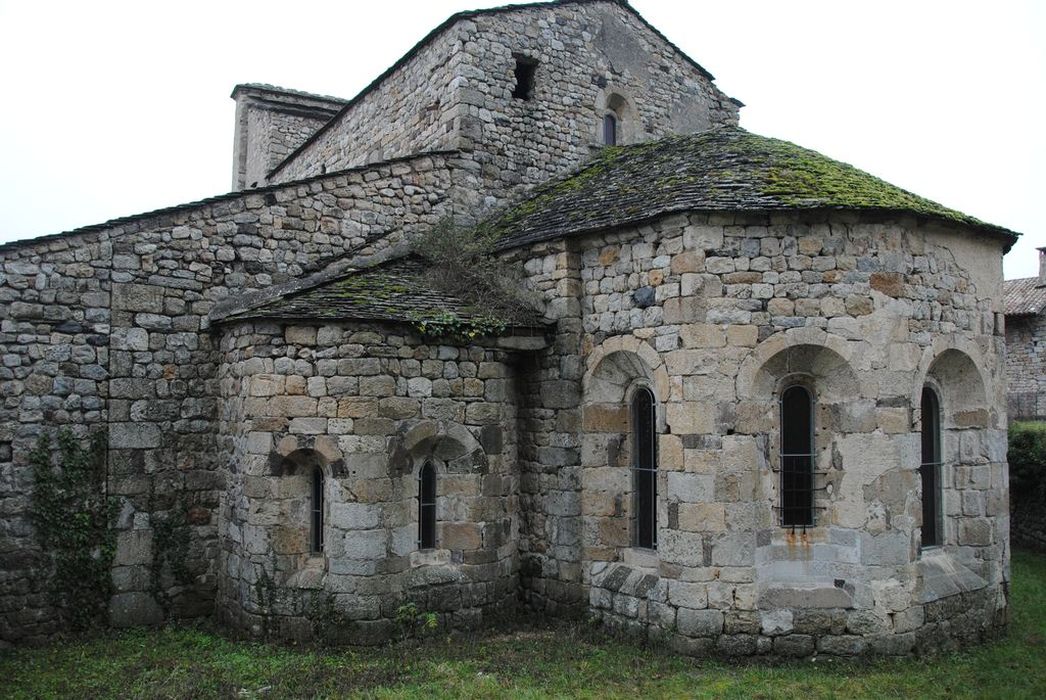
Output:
(221, 255), (546, 330)
(488, 126), (1021, 251)
(1004, 276), (1046, 316)
(267, 0), (733, 180)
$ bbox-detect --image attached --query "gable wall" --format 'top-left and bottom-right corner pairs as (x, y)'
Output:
(460, 1), (739, 211)
(271, 1), (740, 216)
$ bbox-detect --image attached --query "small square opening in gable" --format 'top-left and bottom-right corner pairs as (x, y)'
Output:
(512, 56), (538, 100)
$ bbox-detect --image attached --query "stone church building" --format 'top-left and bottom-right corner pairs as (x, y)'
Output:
(0, 0), (1017, 656)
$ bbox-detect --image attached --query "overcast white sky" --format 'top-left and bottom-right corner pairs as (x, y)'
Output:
(0, 0), (1042, 279)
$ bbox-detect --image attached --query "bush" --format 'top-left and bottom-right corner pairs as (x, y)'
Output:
(1009, 421), (1046, 502)
(410, 218), (542, 327)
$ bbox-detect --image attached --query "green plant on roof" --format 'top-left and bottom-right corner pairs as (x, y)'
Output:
(410, 217), (541, 337)
(407, 309), (507, 342)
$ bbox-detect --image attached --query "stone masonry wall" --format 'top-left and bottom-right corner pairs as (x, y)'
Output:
(273, 1), (739, 216)
(512, 210), (1010, 657)
(269, 28), (462, 184)
(1005, 312), (1046, 421)
(215, 321), (521, 643)
(231, 86), (347, 191)
(0, 153), (462, 645)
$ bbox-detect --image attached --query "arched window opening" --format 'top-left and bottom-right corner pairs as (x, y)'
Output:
(603, 113), (618, 146)
(632, 387), (657, 549)
(780, 385), (815, 527)
(310, 466), (324, 554)
(419, 461), (437, 550)
(920, 387), (942, 548)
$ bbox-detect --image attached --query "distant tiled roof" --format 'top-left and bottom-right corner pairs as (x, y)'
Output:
(223, 255), (545, 330)
(488, 127), (1020, 251)
(1004, 276), (1046, 316)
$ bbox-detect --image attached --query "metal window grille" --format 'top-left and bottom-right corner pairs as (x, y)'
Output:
(920, 387), (942, 548)
(632, 387), (657, 549)
(780, 385), (815, 527)
(310, 467), (324, 553)
(418, 461), (437, 549)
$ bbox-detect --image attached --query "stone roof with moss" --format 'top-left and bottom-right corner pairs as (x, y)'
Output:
(222, 255), (546, 332)
(489, 126), (1019, 250)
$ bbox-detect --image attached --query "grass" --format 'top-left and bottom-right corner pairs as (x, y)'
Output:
(3, 550), (1045, 699)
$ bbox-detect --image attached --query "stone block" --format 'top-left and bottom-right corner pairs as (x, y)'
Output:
(286, 326), (317, 345)
(666, 472), (714, 503)
(109, 592), (164, 627)
(760, 609), (794, 636)
(110, 423), (161, 449)
(773, 634), (815, 657)
(760, 586), (853, 609)
(113, 529), (153, 566)
(343, 529), (387, 560)
(667, 580), (708, 609)
(677, 502), (726, 531)
(441, 523), (482, 550)
(330, 503), (382, 530)
(676, 608), (723, 637)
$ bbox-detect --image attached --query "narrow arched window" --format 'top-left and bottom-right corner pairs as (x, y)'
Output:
(632, 387), (657, 549)
(920, 387), (942, 548)
(310, 466), (324, 553)
(603, 113), (618, 146)
(419, 461), (437, 550)
(781, 385), (815, 527)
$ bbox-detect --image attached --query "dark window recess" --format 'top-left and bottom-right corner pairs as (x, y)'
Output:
(512, 57), (538, 100)
(603, 113), (618, 146)
(310, 467), (324, 553)
(780, 385), (815, 527)
(419, 461), (437, 549)
(920, 387), (942, 548)
(632, 387), (657, 549)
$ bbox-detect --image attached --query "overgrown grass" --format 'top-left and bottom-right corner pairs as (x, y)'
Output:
(3, 550), (1045, 699)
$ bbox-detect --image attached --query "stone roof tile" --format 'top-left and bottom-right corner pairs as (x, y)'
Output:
(488, 126), (1020, 251)
(223, 255), (546, 330)
(1004, 276), (1046, 316)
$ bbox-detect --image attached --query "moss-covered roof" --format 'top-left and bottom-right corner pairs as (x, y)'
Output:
(223, 255), (545, 330)
(490, 126), (1019, 250)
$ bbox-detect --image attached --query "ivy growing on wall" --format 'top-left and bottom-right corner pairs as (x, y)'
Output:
(29, 429), (115, 630)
